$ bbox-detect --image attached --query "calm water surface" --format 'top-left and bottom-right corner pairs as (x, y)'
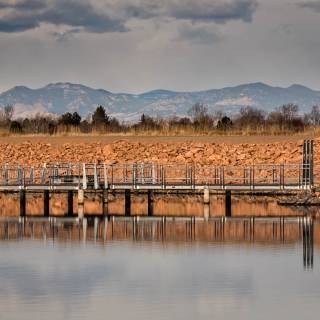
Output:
(0, 220), (319, 320)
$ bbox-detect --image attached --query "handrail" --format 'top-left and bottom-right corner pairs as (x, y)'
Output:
(0, 163), (314, 190)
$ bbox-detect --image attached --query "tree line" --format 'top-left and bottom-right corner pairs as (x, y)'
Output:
(1, 103), (320, 135)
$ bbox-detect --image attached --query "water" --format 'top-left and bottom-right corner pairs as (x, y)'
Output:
(0, 219), (319, 320)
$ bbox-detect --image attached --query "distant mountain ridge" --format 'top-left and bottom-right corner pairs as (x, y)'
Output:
(1, 82), (320, 121)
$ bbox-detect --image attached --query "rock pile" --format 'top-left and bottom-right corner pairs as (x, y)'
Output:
(0, 139), (317, 166)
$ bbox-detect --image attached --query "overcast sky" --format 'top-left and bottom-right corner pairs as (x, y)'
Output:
(0, 0), (320, 93)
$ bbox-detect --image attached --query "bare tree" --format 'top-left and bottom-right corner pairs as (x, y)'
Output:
(279, 103), (299, 123)
(4, 104), (14, 122)
(0, 104), (14, 126)
(308, 105), (320, 126)
(235, 106), (266, 129)
(188, 103), (208, 122)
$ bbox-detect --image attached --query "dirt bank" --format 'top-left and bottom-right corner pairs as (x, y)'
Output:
(0, 135), (318, 166)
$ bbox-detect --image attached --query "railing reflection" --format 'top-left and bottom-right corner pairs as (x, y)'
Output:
(0, 216), (316, 269)
(302, 217), (314, 269)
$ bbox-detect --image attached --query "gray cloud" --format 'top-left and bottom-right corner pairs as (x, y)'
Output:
(176, 22), (222, 45)
(121, 0), (258, 22)
(0, 0), (258, 34)
(167, 0), (258, 23)
(297, 1), (320, 12)
(0, 0), (128, 33)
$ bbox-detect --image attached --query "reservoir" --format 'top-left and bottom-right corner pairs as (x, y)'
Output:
(0, 217), (319, 320)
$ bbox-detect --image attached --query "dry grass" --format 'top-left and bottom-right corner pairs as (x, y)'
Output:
(2, 125), (320, 138)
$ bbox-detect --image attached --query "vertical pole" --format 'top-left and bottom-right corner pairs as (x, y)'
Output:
(225, 190), (232, 217)
(78, 189), (84, 220)
(103, 164), (108, 189)
(203, 188), (210, 221)
(44, 190), (50, 217)
(125, 189), (131, 216)
(67, 190), (73, 217)
(302, 140), (314, 188)
(152, 164), (156, 184)
(148, 190), (154, 217)
(82, 163), (87, 190)
(94, 163), (99, 190)
(310, 140), (314, 186)
(20, 189), (26, 217)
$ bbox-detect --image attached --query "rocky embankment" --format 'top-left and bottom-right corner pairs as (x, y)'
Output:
(0, 138), (317, 165)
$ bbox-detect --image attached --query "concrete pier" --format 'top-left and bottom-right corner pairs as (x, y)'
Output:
(78, 189), (84, 219)
(203, 188), (210, 220)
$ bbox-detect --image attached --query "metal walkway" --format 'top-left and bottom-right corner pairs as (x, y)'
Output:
(0, 140), (315, 192)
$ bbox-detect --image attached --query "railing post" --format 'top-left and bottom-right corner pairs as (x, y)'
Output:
(193, 164), (196, 189)
(280, 164), (285, 189)
(221, 166), (225, 189)
(161, 165), (164, 189)
(93, 163), (99, 190)
(41, 164), (46, 184)
(103, 164), (108, 190)
(133, 164), (137, 189)
(4, 164), (8, 185)
(152, 164), (156, 185)
(82, 163), (87, 190)
(30, 166), (34, 184)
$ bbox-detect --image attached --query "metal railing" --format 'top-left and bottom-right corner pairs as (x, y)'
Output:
(0, 163), (314, 190)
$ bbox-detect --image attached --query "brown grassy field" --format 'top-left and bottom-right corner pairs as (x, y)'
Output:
(0, 133), (317, 145)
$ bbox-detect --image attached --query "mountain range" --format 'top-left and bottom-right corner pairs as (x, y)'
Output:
(1, 82), (320, 122)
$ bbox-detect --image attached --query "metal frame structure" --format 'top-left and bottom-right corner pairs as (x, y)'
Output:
(0, 162), (314, 191)
(0, 139), (315, 192)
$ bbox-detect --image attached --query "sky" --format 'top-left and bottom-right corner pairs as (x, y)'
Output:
(0, 0), (320, 94)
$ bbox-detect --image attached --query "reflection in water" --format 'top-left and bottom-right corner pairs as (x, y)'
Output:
(0, 217), (319, 320)
(0, 217), (317, 269)
(303, 217), (314, 269)
(1, 192), (319, 217)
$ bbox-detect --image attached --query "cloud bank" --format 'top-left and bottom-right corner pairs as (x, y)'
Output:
(0, 0), (258, 33)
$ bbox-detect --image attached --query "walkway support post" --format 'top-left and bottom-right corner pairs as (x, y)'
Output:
(78, 189), (84, 220)
(125, 189), (131, 216)
(19, 189), (26, 217)
(225, 190), (232, 217)
(148, 190), (154, 217)
(203, 188), (210, 220)
(102, 189), (109, 217)
(44, 190), (50, 217)
(67, 190), (73, 217)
